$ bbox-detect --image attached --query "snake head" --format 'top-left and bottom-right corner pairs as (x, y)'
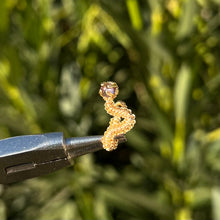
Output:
(99, 81), (119, 100)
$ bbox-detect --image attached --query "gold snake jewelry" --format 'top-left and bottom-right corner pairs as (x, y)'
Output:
(99, 81), (136, 151)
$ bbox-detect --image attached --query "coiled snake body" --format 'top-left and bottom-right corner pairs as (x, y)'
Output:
(99, 81), (136, 151)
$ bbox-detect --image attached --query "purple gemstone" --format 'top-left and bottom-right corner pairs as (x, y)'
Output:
(100, 84), (114, 97)
(100, 82), (118, 98)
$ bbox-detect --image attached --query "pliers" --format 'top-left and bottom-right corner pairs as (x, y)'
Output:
(0, 132), (126, 184)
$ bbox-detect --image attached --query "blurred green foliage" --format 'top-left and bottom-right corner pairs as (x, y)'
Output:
(0, 0), (220, 219)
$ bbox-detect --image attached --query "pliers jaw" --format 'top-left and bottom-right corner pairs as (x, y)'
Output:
(0, 133), (68, 184)
(0, 133), (126, 184)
